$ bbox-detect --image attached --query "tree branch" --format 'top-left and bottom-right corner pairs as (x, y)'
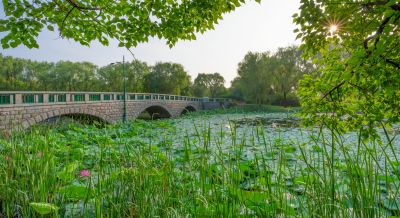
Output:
(60, 6), (75, 36)
(363, 15), (392, 50)
(322, 81), (346, 100)
(65, 0), (100, 11)
(63, 1), (136, 58)
(361, 0), (389, 9)
(381, 56), (400, 69)
(390, 3), (400, 11)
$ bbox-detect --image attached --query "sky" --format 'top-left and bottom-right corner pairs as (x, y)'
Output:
(0, 0), (300, 87)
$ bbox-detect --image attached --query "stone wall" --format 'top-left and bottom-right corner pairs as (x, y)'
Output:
(0, 100), (203, 135)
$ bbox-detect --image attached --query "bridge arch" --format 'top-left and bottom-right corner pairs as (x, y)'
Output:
(137, 105), (172, 119)
(21, 107), (112, 129)
(181, 105), (197, 115)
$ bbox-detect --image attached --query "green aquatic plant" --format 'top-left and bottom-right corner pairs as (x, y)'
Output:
(0, 112), (399, 217)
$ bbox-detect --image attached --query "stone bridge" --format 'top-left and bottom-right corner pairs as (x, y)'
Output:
(0, 92), (229, 135)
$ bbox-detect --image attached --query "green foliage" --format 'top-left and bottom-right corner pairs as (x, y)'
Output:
(97, 59), (150, 92)
(59, 185), (91, 201)
(1, 112), (399, 217)
(0, 0), (260, 49)
(232, 51), (273, 104)
(29, 202), (59, 215)
(230, 46), (310, 105)
(0, 54), (101, 91)
(272, 46), (313, 104)
(0, 54), (199, 95)
(144, 62), (192, 95)
(192, 72), (226, 98)
(294, 0), (400, 136)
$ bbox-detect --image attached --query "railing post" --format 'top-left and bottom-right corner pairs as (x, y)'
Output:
(10, 94), (15, 104)
(15, 93), (22, 104)
(43, 93), (49, 103)
(85, 93), (89, 103)
(66, 93), (71, 103)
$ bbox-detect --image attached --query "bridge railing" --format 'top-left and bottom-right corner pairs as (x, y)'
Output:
(0, 91), (230, 106)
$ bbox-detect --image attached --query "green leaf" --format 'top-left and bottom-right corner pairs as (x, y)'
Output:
(58, 185), (91, 201)
(58, 162), (79, 182)
(29, 202), (59, 215)
(383, 198), (400, 212)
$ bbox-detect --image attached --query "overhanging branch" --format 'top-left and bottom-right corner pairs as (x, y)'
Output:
(65, 0), (100, 11)
(322, 81), (346, 100)
(363, 15), (392, 50)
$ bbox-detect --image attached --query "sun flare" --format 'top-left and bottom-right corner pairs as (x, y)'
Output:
(329, 24), (338, 34)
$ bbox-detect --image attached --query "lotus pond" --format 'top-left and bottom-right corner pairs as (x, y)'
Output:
(0, 110), (399, 217)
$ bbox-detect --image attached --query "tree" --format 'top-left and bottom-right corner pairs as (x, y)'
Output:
(0, 0), (260, 49)
(229, 77), (245, 101)
(230, 47), (310, 105)
(0, 55), (25, 90)
(144, 62), (191, 95)
(34, 62), (55, 91)
(231, 52), (274, 104)
(192, 73), (226, 98)
(271, 45), (309, 104)
(97, 63), (124, 92)
(125, 60), (150, 93)
(294, 0), (400, 136)
(97, 60), (150, 92)
(0, 54), (195, 94)
(46, 61), (98, 91)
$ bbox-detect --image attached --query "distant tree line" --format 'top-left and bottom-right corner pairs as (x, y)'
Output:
(229, 45), (313, 106)
(0, 54), (226, 97)
(0, 45), (310, 105)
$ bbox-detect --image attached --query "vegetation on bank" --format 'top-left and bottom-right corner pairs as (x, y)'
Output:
(191, 104), (300, 117)
(0, 110), (399, 217)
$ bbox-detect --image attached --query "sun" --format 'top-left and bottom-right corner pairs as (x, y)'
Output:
(324, 17), (345, 37)
(329, 24), (338, 34)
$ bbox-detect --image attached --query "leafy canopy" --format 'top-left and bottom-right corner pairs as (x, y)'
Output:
(230, 46), (309, 105)
(0, 0), (260, 49)
(192, 73), (226, 98)
(144, 62), (191, 96)
(294, 0), (400, 136)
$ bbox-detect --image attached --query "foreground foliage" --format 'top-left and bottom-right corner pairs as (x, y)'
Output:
(0, 111), (399, 217)
(295, 0), (400, 137)
(1, 0), (260, 49)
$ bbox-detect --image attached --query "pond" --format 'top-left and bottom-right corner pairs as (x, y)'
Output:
(0, 111), (399, 217)
(118, 112), (400, 216)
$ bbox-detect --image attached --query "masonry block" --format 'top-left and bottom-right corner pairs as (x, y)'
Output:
(0, 96), (217, 134)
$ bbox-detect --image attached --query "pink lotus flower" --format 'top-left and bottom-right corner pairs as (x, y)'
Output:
(79, 169), (90, 177)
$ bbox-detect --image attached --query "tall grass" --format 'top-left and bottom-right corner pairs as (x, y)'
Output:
(0, 113), (399, 217)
